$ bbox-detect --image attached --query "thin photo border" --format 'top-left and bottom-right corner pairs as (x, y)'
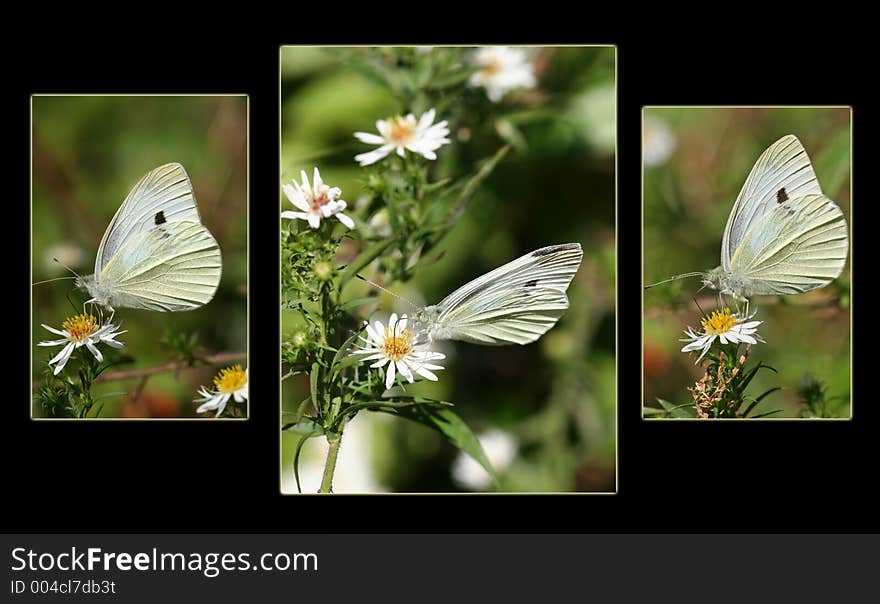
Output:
(29, 92), (251, 422)
(640, 104), (853, 421)
(278, 44), (619, 494)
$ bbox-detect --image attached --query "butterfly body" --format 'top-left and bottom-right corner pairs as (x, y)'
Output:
(77, 163), (222, 312)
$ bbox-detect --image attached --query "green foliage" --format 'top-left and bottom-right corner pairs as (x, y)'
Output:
(657, 343), (782, 419)
(798, 374), (847, 418)
(35, 348), (128, 418)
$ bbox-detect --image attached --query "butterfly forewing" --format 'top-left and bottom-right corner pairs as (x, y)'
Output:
(721, 135), (823, 271)
(95, 163), (202, 279)
(730, 193), (848, 295)
(433, 243), (583, 345)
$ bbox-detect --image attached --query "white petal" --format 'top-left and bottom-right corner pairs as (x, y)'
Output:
(414, 366), (439, 381)
(38, 338), (68, 347)
(371, 358), (390, 369)
(41, 324), (68, 337)
(336, 213), (355, 229)
(307, 213), (321, 229)
(281, 211), (310, 221)
(312, 167), (323, 190)
(50, 342), (76, 375)
(385, 361), (396, 389)
(85, 341), (103, 362)
(418, 108), (436, 130)
(355, 145), (394, 166)
(396, 360), (414, 383)
(354, 131), (386, 144)
(282, 184), (311, 212)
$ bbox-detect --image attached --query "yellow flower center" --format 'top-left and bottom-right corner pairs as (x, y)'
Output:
(387, 115), (417, 146)
(701, 308), (737, 335)
(62, 314), (98, 342)
(213, 364), (247, 393)
(382, 327), (413, 361)
(479, 59), (502, 78)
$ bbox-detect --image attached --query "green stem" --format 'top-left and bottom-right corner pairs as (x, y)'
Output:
(319, 426), (344, 493)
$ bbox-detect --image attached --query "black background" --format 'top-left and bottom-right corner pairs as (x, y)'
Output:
(9, 31), (875, 534)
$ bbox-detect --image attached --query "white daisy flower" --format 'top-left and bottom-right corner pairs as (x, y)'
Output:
(680, 307), (763, 363)
(38, 313), (126, 375)
(194, 364), (248, 417)
(350, 313), (446, 390)
(353, 108), (451, 166)
(452, 429), (518, 491)
(282, 167), (354, 229)
(468, 46), (536, 102)
(643, 115), (677, 167)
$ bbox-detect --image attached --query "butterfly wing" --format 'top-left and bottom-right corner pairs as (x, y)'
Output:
(95, 163), (202, 279)
(721, 135), (823, 271)
(729, 193), (848, 296)
(430, 243), (583, 345)
(98, 221), (222, 311)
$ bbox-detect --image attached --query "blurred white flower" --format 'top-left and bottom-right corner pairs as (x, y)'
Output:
(353, 108), (450, 166)
(468, 47), (536, 102)
(643, 115), (677, 167)
(43, 242), (85, 275)
(350, 313), (445, 390)
(368, 208), (393, 237)
(452, 429), (518, 491)
(680, 308), (763, 363)
(38, 313), (126, 375)
(282, 167), (354, 229)
(194, 365), (248, 417)
(568, 82), (615, 155)
(282, 413), (387, 493)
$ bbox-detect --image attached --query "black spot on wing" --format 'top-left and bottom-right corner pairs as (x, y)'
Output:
(154, 210), (167, 225)
(524, 279), (538, 287)
(776, 188), (788, 204)
(532, 243), (580, 257)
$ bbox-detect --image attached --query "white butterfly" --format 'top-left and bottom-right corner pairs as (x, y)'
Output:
(76, 163), (222, 312)
(649, 134), (849, 301)
(412, 243), (583, 345)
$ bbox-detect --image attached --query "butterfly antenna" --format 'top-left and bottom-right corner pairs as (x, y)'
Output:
(644, 272), (704, 289)
(693, 296), (706, 317)
(355, 274), (418, 311)
(33, 257), (84, 287)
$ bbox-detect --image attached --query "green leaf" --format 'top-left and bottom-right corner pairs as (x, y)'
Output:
(751, 409), (784, 419)
(742, 387), (781, 417)
(309, 362), (321, 414)
(340, 296), (380, 311)
(374, 403), (498, 485)
(656, 398), (695, 418)
(329, 324), (367, 379)
(336, 239), (395, 290)
(425, 66), (479, 90)
(292, 432), (319, 494)
(282, 419), (324, 436)
(738, 362), (777, 393)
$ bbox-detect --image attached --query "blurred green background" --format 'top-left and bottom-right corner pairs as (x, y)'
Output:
(281, 47), (616, 492)
(643, 107), (851, 418)
(31, 95), (248, 418)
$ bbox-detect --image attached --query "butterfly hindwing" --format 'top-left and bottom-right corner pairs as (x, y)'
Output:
(98, 221), (222, 311)
(729, 193), (848, 295)
(432, 243), (583, 345)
